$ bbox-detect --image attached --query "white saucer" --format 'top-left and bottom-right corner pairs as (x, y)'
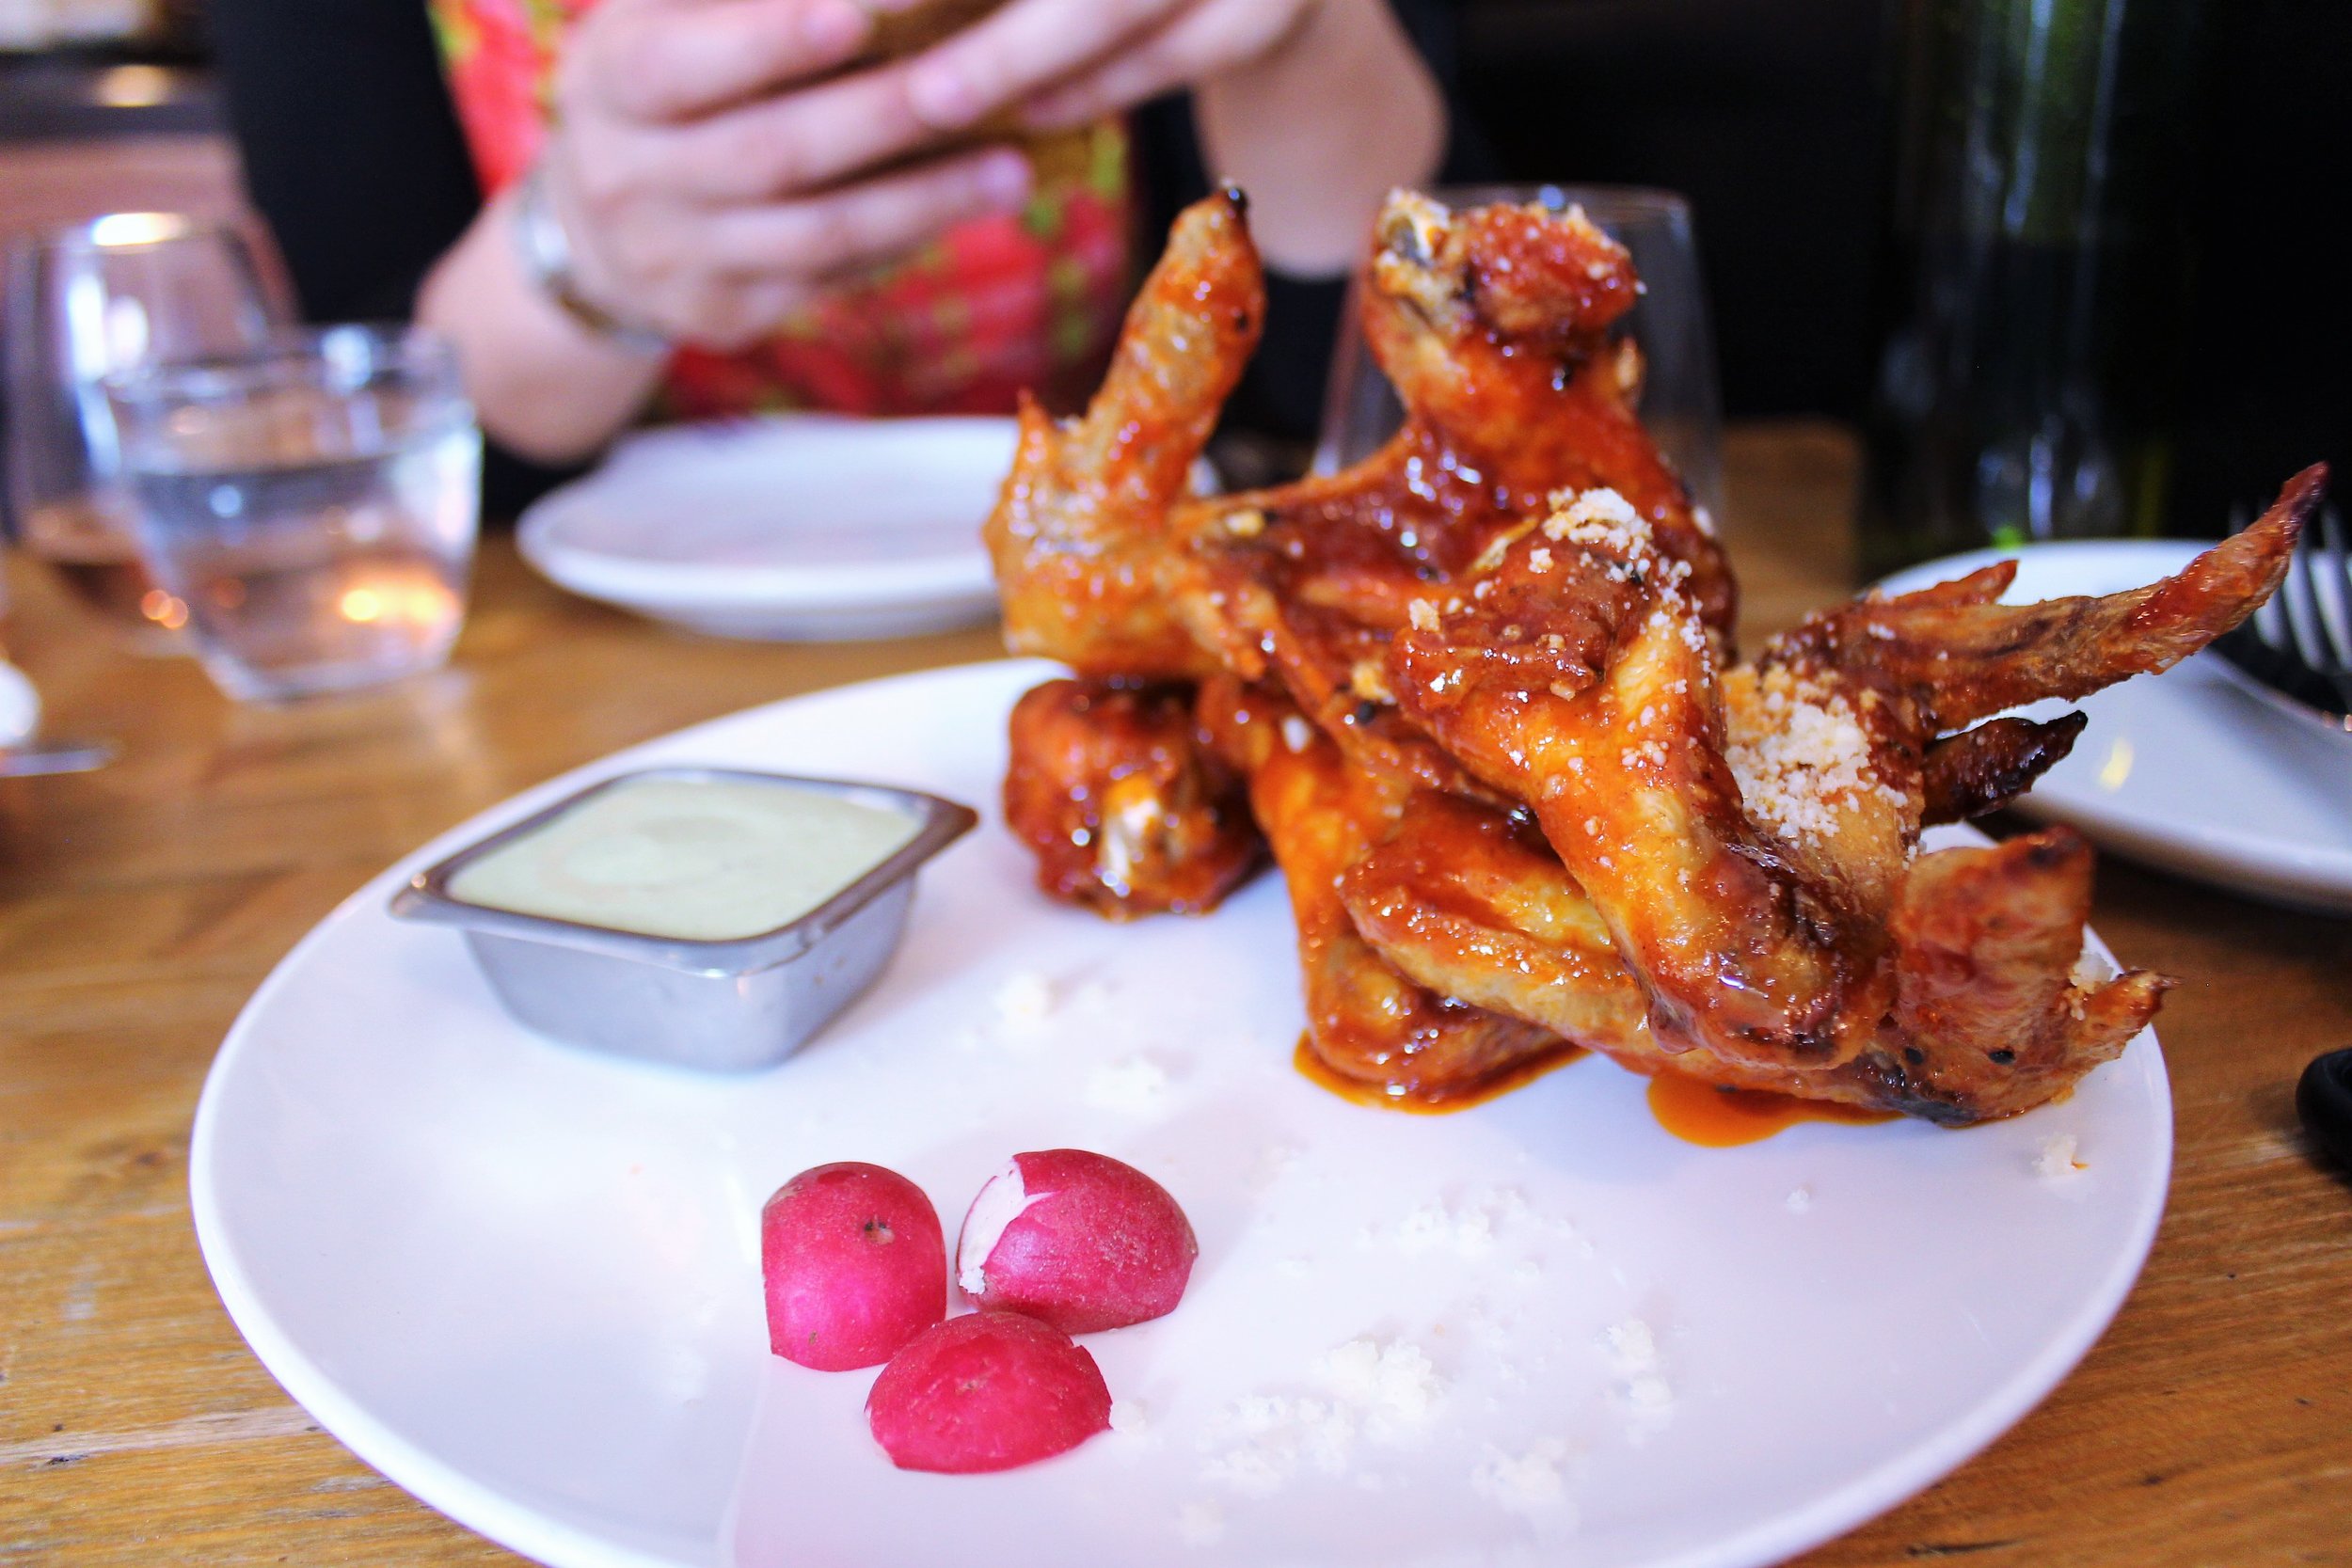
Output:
(518, 417), (1011, 641)
(1877, 540), (2352, 915)
(0, 659), (40, 749)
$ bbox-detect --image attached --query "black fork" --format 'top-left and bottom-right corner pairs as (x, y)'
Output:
(2212, 502), (2352, 726)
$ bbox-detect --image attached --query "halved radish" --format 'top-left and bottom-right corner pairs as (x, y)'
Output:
(956, 1148), (1197, 1333)
(761, 1162), (945, 1370)
(866, 1311), (1111, 1472)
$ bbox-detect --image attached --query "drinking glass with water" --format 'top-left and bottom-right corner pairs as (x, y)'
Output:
(105, 325), (482, 701)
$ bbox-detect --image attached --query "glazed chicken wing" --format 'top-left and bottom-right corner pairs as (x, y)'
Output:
(1004, 678), (1263, 918)
(1198, 677), (1566, 1102)
(1338, 790), (1650, 1055)
(1386, 476), (2312, 1117)
(983, 189), (1263, 679)
(1338, 797), (2162, 1124)
(1164, 192), (1738, 801)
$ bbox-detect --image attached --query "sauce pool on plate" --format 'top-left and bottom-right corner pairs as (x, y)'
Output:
(447, 776), (920, 942)
(1292, 1036), (1585, 1114)
(1645, 1072), (1897, 1146)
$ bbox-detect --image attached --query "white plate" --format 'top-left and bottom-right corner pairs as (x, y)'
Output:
(192, 660), (2170, 1568)
(0, 658), (38, 749)
(1878, 541), (2352, 914)
(517, 417), (1010, 641)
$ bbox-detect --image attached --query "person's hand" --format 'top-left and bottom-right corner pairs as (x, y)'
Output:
(543, 0), (1037, 351)
(888, 0), (1324, 134)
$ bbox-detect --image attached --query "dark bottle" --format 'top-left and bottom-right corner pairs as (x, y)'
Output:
(1859, 0), (2201, 578)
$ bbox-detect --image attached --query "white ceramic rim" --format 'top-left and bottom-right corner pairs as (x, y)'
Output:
(516, 417), (1005, 613)
(0, 659), (40, 749)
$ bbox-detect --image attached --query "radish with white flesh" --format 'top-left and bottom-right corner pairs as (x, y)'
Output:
(866, 1311), (1111, 1472)
(956, 1148), (1197, 1333)
(760, 1162), (945, 1370)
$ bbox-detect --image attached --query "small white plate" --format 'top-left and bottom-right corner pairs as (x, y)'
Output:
(0, 658), (40, 749)
(192, 661), (2170, 1568)
(517, 417), (1011, 641)
(1877, 540), (2352, 914)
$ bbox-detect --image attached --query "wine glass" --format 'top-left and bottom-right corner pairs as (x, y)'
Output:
(4, 212), (295, 640)
(1313, 184), (1726, 529)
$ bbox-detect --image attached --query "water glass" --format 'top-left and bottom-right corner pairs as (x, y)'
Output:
(1314, 184), (1726, 528)
(104, 325), (482, 702)
(4, 213), (295, 634)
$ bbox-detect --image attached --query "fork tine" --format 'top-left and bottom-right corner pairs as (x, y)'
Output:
(2253, 588), (2291, 651)
(2282, 530), (2333, 673)
(2316, 504), (2352, 670)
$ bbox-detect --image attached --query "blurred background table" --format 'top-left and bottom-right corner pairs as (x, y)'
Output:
(3, 422), (2347, 1566)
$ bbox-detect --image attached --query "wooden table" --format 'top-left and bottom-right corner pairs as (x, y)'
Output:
(3, 422), (2346, 1566)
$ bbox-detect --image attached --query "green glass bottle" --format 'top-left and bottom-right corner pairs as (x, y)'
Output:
(1859, 0), (2201, 578)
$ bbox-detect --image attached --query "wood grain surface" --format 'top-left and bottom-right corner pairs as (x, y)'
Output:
(2, 422), (2346, 1567)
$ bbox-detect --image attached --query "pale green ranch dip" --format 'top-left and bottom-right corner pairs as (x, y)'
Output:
(448, 777), (921, 942)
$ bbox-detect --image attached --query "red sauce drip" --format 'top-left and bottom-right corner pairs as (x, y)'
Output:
(1645, 1073), (1897, 1147)
(1293, 1035), (1585, 1115)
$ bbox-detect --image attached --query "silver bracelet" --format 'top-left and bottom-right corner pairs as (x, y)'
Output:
(511, 160), (669, 356)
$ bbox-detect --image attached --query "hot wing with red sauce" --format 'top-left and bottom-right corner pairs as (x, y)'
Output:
(1003, 678), (1261, 919)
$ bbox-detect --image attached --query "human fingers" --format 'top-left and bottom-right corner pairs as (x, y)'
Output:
(895, 0), (1186, 133)
(1016, 0), (1316, 131)
(573, 0), (873, 123)
(703, 146), (1034, 277)
(654, 64), (967, 201)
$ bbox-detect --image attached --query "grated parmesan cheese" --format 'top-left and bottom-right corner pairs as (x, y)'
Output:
(1602, 1318), (1674, 1432)
(1318, 1338), (1444, 1436)
(1470, 1438), (1576, 1515)
(1724, 666), (1906, 845)
(1198, 1337), (1447, 1495)
(993, 972), (1053, 1030)
(2035, 1133), (2086, 1180)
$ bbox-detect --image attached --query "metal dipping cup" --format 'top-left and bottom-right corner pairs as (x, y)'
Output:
(389, 768), (977, 1070)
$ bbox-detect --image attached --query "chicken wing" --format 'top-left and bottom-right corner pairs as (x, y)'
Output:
(1165, 193), (1737, 800)
(983, 189), (1263, 678)
(1337, 797), (2161, 1124)
(1387, 477), (2310, 1110)
(1198, 676), (1565, 1103)
(1003, 677), (1263, 918)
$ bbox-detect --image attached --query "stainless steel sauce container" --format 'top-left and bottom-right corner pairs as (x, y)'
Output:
(390, 767), (977, 1070)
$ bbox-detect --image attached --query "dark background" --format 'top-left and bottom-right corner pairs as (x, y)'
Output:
(1452, 0), (2349, 532)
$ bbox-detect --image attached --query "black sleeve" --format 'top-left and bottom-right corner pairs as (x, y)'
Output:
(205, 0), (481, 321)
(1133, 0), (1495, 443)
(207, 0), (574, 513)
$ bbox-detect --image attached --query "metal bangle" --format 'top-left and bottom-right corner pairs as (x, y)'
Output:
(511, 161), (669, 356)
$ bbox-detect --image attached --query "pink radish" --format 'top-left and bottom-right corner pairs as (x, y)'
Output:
(956, 1148), (1198, 1333)
(866, 1311), (1111, 1472)
(760, 1162), (944, 1370)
